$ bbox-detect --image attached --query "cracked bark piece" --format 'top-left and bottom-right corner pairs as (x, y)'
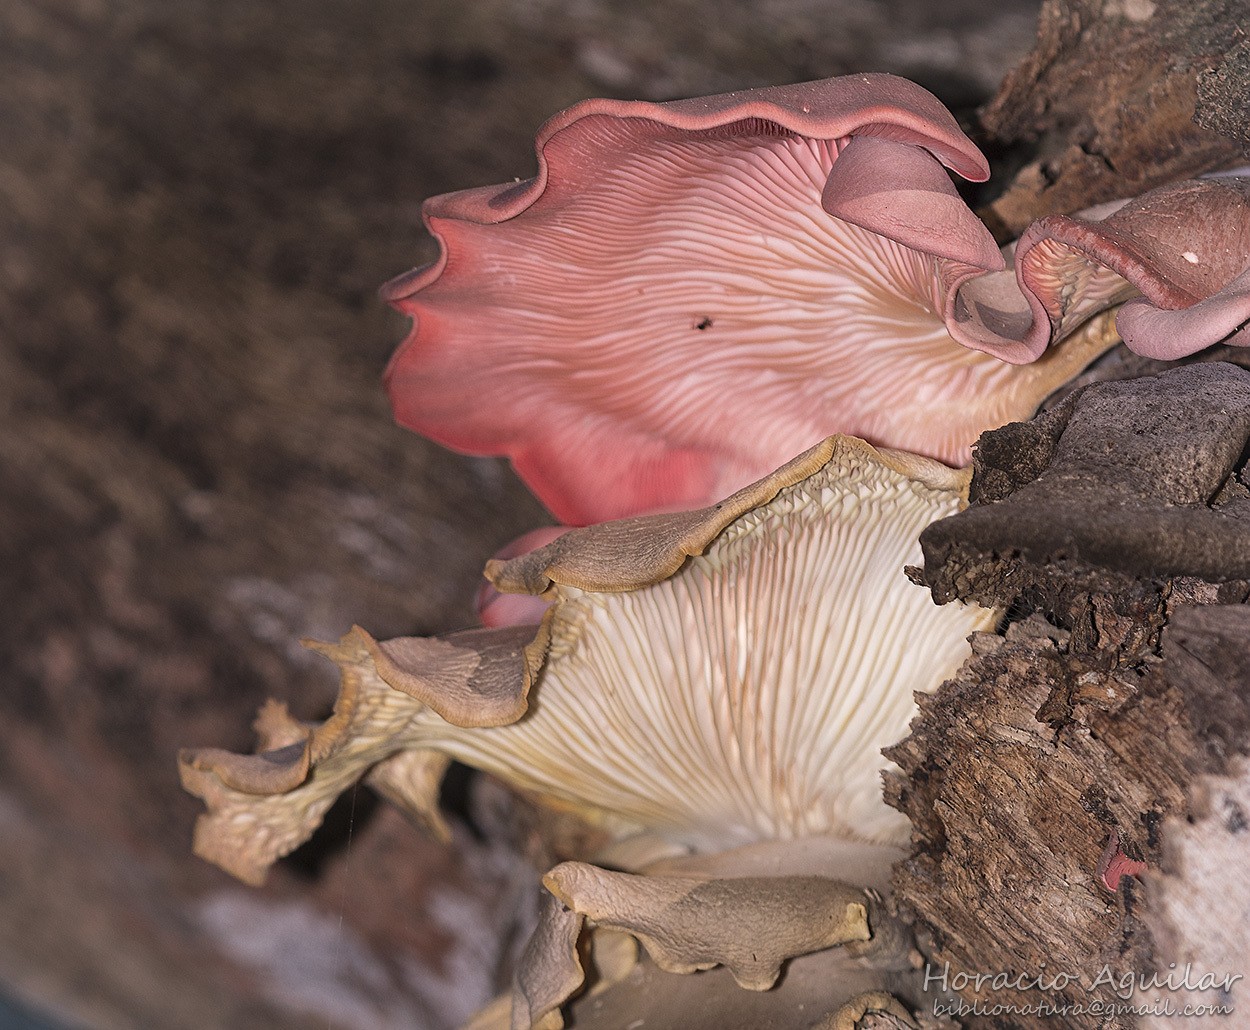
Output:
(981, 0), (1249, 237)
(885, 605), (1250, 1029)
(921, 362), (1250, 616)
(884, 622), (1195, 1025)
(1161, 604), (1250, 768)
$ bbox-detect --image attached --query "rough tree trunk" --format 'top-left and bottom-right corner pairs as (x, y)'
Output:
(978, 0), (1249, 238)
(888, 363), (1250, 1028)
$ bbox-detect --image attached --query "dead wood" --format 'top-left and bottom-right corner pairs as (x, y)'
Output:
(890, 364), (1250, 1028)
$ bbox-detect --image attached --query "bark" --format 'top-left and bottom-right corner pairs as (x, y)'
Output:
(890, 364), (1250, 1028)
(978, 0), (1250, 238)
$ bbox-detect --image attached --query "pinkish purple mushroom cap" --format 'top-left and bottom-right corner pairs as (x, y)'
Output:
(383, 74), (1250, 525)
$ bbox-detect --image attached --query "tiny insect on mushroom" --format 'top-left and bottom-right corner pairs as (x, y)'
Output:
(382, 73), (1250, 526)
(181, 435), (996, 1028)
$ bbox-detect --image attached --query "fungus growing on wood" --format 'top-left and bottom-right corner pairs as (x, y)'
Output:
(182, 436), (995, 1024)
(383, 74), (1250, 524)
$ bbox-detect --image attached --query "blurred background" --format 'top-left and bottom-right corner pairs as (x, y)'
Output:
(0, 0), (1040, 1026)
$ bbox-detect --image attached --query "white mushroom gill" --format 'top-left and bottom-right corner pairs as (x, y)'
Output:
(412, 439), (996, 851)
(181, 436), (995, 883)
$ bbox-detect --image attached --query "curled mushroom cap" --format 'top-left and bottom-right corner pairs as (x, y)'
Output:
(383, 73), (1250, 524)
(182, 437), (992, 1027)
(1065, 177), (1250, 360)
(500, 837), (912, 1030)
(182, 436), (995, 884)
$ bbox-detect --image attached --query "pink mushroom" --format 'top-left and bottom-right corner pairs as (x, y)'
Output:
(476, 525), (568, 627)
(384, 74), (1250, 526)
(1097, 830), (1149, 892)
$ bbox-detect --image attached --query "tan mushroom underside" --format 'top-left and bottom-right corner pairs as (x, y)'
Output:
(436, 438), (995, 847)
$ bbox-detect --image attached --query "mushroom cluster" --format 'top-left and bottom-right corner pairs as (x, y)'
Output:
(183, 72), (1250, 1029)
(182, 437), (995, 1026)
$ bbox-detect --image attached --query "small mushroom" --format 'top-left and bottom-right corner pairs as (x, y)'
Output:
(503, 838), (916, 1030)
(382, 74), (1250, 524)
(1096, 830), (1149, 892)
(539, 862), (871, 990)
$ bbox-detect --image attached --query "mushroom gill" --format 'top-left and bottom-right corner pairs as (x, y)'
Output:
(382, 74), (1250, 525)
(182, 437), (996, 883)
(182, 435), (996, 1027)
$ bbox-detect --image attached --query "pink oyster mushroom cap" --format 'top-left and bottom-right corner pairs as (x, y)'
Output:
(383, 73), (1250, 525)
(476, 525), (568, 628)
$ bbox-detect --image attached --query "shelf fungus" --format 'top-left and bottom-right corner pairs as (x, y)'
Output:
(382, 73), (1250, 524)
(182, 436), (997, 1028)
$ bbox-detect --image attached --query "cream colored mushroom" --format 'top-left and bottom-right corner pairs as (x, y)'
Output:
(181, 435), (994, 1023)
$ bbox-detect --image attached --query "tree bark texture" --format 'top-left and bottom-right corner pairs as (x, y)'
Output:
(979, 0), (1250, 238)
(889, 364), (1250, 1029)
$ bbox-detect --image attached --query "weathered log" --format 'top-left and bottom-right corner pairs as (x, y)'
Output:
(890, 364), (1250, 1028)
(979, 0), (1250, 237)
